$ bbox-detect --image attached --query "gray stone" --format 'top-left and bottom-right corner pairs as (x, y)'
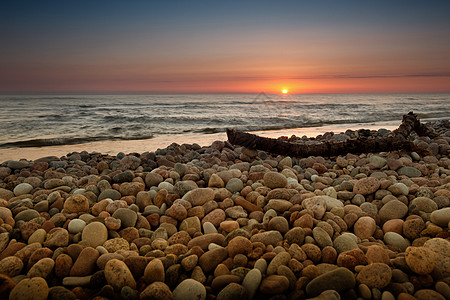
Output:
(98, 189), (122, 201)
(172, 278), (206, 300)
(313, 227), (333, 248)
(226, 178), (244, 193)
(112, 208), (138, 228)
(431, 208), (450, 227)
(397, 166), (422, 178)
(333, 233), (359, 253)
(7, 160), (29, 169)
(384, 232), (410, 251)
(242, 268), (261, 300)
(13, 183), (33, 196)
(306, 267), (356, 297)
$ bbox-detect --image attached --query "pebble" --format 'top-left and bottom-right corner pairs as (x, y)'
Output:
(397, 166), (422, 177)
(172, 278), (206, 300)
(0, 256), (24, 277)
(333, 233), (359, 253)
(353, 216), (376, 239)
(9, 277), (48, 300)
(259, 275), (290, 295)
(67, 219), (86, 234)
(263, 171), (288, 188)
(112, 208), (138, 227)
(384, 232), (411, 251)
(250, 230), (283, 246)
(405, 246), (436, 275)
(144, 258), (165, 283)
(356, 263), (392, 289)
(216, 283), (247, 300)
(13, 182), (33, 196)
(306, 267), (355, 297)
(353, 177), (380, 195)
(242, 268), (262, 300)
(104, 259), (136, 291)
(81, 221), (108, 248)
(140, 282), (174, 300)
(70, 247), (99, 276)
(27, 257), (54, 278)
(63, 194), (89, 213)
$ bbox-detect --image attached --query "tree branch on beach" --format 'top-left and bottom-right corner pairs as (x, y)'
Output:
(226, 112), (437, 157)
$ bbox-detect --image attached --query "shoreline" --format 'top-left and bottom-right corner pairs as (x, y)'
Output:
(0, 121), (403, 163)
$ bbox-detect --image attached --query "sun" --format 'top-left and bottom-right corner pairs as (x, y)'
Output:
(282, 89), (288, 94)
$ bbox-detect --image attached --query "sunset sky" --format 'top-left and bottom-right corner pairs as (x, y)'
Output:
(1, 1), (450, 94)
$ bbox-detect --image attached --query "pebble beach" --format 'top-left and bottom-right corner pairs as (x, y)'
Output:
(0, 120), (449, 300)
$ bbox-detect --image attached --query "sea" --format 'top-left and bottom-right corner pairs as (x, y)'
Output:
(0, 93), (449, 162)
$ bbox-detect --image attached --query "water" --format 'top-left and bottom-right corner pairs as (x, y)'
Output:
(0, 93), (449, 149)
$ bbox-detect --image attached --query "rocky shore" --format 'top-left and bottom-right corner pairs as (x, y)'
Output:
(0, 122), (449, 300)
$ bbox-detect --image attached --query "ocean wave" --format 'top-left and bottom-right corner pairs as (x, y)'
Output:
(0, 134), (154, 148)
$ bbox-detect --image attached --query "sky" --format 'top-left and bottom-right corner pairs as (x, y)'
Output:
(1, 0), (450, 94)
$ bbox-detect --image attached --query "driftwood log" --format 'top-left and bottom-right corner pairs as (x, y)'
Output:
(226, 112), (437, 158)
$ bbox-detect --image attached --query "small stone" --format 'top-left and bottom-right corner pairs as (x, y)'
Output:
(198, 247), (228, 273)
(268, 199), (293, 212)
(82, 221), (108, 248)
(333, 233), (359, 253)
(242, 268), (261, 300)
(225, 206), (247, 219)
(104, 238), (130, 253)
(388, 183), (409, 196)
(181, 255), (198, 272)
(67, 219), (86, 234)
(405, 246), (436, 275)
(44, 228), (69, 248)
(27, 257), (54, 278)
(140, 282), (174, 300)
(63, 194), (89, 214)
(144, 258), (165, 283)
(263, 172), (288, 189)
(312, 227), (333, 248)
(0, 256), (24, 277)
(119, 182), (145, 196)
(226, 178), (244, 193)
(13, 183), (33, 196)
(220, 220), (239, 233)
(354, 216), (376, 240)
(227, 236), (252, 258)
(104, 259), (136, 291)
(250, 230), (283, 246)
(112, 208), (138, 228)
(145, 172), (164, 188)
(306, 267), (356, 297)
(55, 254), (73, 277)
(208, 174), (225, 188)
(216, 283), (247, 300)
(384, 232), (410, 252)
(430, 207), (450, 227)
(173, 278), (206, 300)
(48, 286), (77, 300)
(356, 263), (392, 289)
(259, 275), (290, 295)
(70, 247), (99, 276)
(414, 289), (446, 300)
(9, 277), (48, 300)
(398, 166), (422, 178)
(379, 200), (408, 222)
(267, 252), (291, 275)
(182, 188), (215, 206)
(353, 177), (380, 195)
(302, 196), (327, 219)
